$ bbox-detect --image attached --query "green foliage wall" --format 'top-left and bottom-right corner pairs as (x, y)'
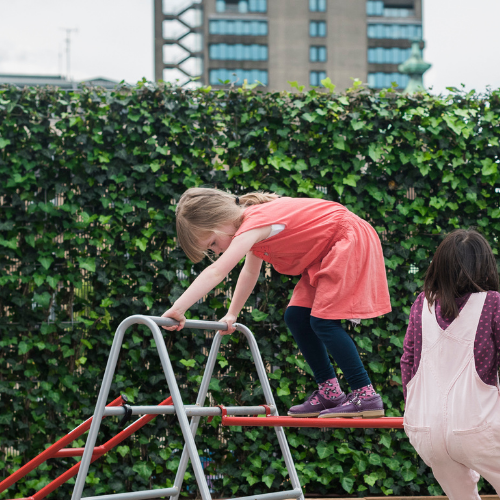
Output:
(1, 82), (500, 498)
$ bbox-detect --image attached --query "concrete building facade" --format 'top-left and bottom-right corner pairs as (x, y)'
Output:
(155, 0), (423, 91)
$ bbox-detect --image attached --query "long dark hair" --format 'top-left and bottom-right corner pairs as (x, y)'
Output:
(424, 229), (499, 319)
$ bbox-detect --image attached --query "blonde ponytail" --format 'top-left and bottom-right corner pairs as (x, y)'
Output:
(176, 187), (278, 262)
(238, 192), (279, 206)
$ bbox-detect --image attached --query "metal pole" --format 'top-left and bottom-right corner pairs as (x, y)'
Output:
(71, 316), (139, 500)
(60, 28), (78, 81)
(235, 324), (305, 500)
(169, 332), (223, 500)
(146, 317), (213, 500)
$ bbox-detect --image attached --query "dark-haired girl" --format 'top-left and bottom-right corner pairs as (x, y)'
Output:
(402, 229), (500, 499)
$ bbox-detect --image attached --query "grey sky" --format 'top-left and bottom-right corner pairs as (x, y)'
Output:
(1, 0), (499, 94)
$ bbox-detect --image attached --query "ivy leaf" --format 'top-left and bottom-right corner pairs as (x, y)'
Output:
(132, 165), (150, 173)
(320, 77), (336, 93)
(241, 159), (256, 172)
(100, 298), (113, 308)
(132, 461), (154, 480)
(38, 256), (54, 270)
(209, 378), (221, 391)
(401, 466), (417, 481)
(249, 455), (261, 468)
(481, 158), (498, 176)
(379, 434), (392, 448)
(343, 174), (360, 187)
(136, 238), (148, 252)
(246, 475), (259, 486)
(334, 135), (345, 150)
(18, 341), (31, 354)
(150, 250), (163, 262)
(341, 476), (354, 493)
(143, 296), (154, 308)
(33, 292), (52, 309)
(262, 474), (275, 488)
(156, 145), (169, 155)
(139, 282), (152, 293)
(33, 274), (45, 287)
(251, 310), (269, 322)
(0, 138), (11, 148)
(364, 472), (378, 486)
(46, 275), (61, 289)
(317, 441), (334, 459)
(302, 113), (316, 123)
(368, 143), (382, 161)
(77, 257), (96, 273)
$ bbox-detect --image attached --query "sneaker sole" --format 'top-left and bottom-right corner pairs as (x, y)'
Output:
(287, 412), (320, 418)
(318, 409), (385, 418)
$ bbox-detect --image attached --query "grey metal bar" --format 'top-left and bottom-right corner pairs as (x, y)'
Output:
(236, 324), (305, 500)
(73, 315), (304, 500)
(71, 315), (213, 500)
(141, 317), (212, 500)
(84, 486), (177, 500)
(169, 331), (223, 500)
(102, 405), (276, 417)
(231, 489), (303, 500)
(153, 317), (228, 331)
(72, 315), (139, 500)
(102, 406), (175, 416)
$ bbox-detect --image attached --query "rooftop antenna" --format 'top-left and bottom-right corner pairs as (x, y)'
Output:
(60, 28), (78, 81)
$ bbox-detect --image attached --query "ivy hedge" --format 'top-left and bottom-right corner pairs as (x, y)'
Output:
(1, 81), (500, 498)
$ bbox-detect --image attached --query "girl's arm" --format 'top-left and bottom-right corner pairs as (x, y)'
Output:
(401, 301), (418, 401)
(162, 227), (269, 330)
(219, 252), (263, 334)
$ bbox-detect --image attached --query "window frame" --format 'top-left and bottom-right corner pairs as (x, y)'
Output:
(310, 70), (327, 87)
(309, 20), (327, 37)
(309, 45), (327, 62)
(309, 0), (327, 12)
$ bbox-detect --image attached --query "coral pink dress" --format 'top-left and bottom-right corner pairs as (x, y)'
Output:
(234, 197), (391, 320)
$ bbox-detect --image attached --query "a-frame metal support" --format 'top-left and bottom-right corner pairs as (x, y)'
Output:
(71, 316), (304, 500)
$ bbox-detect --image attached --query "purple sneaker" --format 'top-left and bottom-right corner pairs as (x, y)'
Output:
(318, 393), (384, 418)
(288, 390), (347, 418)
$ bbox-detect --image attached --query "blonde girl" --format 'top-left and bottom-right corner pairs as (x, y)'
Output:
(162, 188), (391, 418)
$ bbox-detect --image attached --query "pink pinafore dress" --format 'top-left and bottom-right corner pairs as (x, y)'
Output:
(234, 197), (391, 320)
(404, 293), (500, 499)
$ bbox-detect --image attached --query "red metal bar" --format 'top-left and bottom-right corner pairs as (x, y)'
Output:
(0, 395), (125, 494)
(28, 396), (173, 500)
(53, 446), (106, 458)
(221, 416), (404, 429)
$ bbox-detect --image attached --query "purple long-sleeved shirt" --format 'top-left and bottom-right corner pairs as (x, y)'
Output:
(401, 291), (500, 400)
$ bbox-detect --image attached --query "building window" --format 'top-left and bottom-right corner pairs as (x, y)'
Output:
(209, 19), (268, 36)
(310, 71), (327, 86)
(368, 47), (411, 64)
(209, 43), (268, 61)
(368, 72), (409, 89)
(384, 7), (414, 17)
(366, 1), (415, 17)
(210, 68), (268, 85)
(310, 46), (327, 62)
(216, 0), (267, 13)
(368, 23), (422, 39)
(310, 21), (327, 37)
(366, 1), (384, 16)
(309, 0), (326, 12)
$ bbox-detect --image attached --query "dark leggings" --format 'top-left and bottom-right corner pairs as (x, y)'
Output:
(284, 306), (371, 391)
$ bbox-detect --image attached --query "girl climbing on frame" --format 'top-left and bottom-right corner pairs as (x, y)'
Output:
(402, 229), (500, 499)
(162, 188), (391, 418)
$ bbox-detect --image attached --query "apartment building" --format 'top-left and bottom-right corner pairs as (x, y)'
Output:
(155, 0), (423, 90)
